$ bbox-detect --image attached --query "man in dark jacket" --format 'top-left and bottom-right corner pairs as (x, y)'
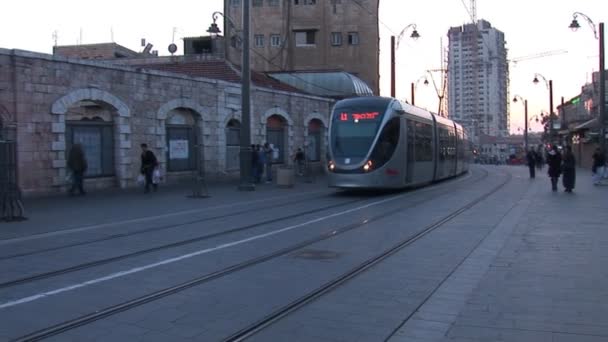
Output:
(546, 145), (562, 192)
(140, 143), (158, 193)
(67, 143), (87, 195)
(592, 147), (606, 185)
(562, 145), (576, 192)
(526, 149), (536, 178)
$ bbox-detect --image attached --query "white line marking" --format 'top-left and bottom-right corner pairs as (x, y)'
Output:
(0, 170), (476, 310)
(0, 189), (327, 246)
(0, 194), (405, 310)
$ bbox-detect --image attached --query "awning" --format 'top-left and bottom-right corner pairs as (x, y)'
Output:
(571, 118), (597, 131)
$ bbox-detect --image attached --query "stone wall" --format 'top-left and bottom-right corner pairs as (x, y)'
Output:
(0, 49), (334, 196)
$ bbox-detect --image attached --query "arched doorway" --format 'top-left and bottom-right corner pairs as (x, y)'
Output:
(165, 108), (199, 172)
(307, 119), (324, 162)
(225, 119), (240, 171)
(266, 115), (287, 163)
(65, 101), (116, 178)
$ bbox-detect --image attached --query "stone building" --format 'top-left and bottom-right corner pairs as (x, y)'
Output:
(0, 48), (334, 196)
(223, 0), (380, 94)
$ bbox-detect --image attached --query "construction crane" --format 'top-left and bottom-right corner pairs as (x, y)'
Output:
(510, 49), (568, 65)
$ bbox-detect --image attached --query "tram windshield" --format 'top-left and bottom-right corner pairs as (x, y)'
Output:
(330, 104), (387, 159)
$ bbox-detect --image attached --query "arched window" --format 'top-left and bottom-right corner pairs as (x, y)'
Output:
(266, 115), (286, 163)
(166, 109), (198, 172)
(307, 119), (324, 162)
(225, 119), (241, 171)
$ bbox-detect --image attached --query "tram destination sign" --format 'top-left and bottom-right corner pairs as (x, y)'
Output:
(337, 111), (380, 122)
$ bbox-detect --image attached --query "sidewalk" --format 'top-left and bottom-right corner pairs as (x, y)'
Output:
(0, 174), (329, 241)
(393, 166), (608, 342)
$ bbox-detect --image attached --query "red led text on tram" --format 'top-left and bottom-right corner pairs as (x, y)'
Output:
(338, 112), (380, 121)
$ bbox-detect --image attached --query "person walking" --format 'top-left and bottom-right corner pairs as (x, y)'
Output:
(263, 142), (273, 183)
(67, 143), (87, 196)
(592, 147), (606, 185)
(140, 143), (158, 193)
(562, 145), (576, 193)
(526, 148), (536, 178)
(546, 145), (562, 192)
(294, 148), (305, 176)
(250, 144), (259, 183)
(256, 144), (265, 183)
(535, 146), (544, 170)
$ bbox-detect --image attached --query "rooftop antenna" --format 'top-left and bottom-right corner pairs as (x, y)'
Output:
(111, 27), (114, 42)
(52, 30), (58, 46)
(79, 28), (83, 45)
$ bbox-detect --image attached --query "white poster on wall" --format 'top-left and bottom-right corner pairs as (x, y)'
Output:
(169, 140), (189, 159)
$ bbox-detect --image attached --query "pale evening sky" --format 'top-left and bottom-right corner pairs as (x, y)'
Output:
(1, 0), (606, 134)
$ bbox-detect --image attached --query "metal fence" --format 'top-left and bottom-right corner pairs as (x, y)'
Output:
(0, 139), (26, 221)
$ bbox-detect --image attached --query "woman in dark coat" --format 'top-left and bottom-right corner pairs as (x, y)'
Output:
(546, 145), (562, 192)
(562, 145), (576, 192)
(67, 143), (87, 195)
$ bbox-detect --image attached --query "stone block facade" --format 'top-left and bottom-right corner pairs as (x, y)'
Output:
(0, 49), (334, 196)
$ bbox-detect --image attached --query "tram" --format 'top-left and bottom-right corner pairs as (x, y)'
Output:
(327, 96), (470, 189)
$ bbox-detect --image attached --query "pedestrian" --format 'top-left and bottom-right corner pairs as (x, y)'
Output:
(526, 148), (536, 178)
(592, 147), (606, 185)
(67, 143), (87, 196)
(535, 146), (544, 170)
(256, 144), (265, 183)
(140, 143), (158, 193)
(250, 144), (259, 183)
(294, 147), (305, 176)
(546, 144), (562, 192)
(562, 145), (576, 193)
(264, 142), (273, 183)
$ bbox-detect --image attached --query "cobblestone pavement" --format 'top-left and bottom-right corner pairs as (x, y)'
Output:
(1, 166), (606, 342)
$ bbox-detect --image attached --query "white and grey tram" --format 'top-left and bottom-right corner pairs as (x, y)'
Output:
(327, 96), (470, 189)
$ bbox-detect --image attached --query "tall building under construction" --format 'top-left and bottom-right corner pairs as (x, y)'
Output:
(447, 19), (509, 141)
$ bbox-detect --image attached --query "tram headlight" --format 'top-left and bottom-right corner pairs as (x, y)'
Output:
(363, 160), (373, 172)
(328, 161), (335, 171)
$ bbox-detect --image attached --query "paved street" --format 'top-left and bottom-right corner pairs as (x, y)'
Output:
(1, 165), (607, 341)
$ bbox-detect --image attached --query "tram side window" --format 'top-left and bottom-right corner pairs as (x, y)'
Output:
(414, 122), (432, 161)
(407, 120), (415, 163)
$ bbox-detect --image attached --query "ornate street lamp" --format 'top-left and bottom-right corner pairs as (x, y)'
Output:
(532, 73), (555, 143)
(513, 95), (529, 151)
(391, 24), (420, 98)
(570, 12), (605, 155)
(410, 75), (429, 106)
(208, 4), (254, 191)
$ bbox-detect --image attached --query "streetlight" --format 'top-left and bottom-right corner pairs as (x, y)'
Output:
(532, 73), (555, 144)
(391, 24), (420, 98)
(513, 95), (529, 151)
(208, 3), (255, 191)
(410, 75), (429, 106)
(570, 12), (605, 155)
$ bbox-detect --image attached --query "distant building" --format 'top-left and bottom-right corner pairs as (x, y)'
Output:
(447, 19), (509, 141)
(223, 0), (380, 95)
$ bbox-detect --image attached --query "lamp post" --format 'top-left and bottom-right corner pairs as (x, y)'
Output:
(208, 3), (254, 191)
(391, 24), (420, 98)
(570, 12), (605, 155)
(410, 75), (429, 106)
(532, 73), (555, 144)
(513, 95), (529, 151)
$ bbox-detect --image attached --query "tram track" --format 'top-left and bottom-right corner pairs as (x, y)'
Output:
(0, 196), (367, 289)
(10, 169), (490, 342)
(0, 191), (340, 261)
(221, 170), (510, 341)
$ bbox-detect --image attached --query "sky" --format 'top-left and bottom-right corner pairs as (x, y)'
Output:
(1, 0), (606, 134)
